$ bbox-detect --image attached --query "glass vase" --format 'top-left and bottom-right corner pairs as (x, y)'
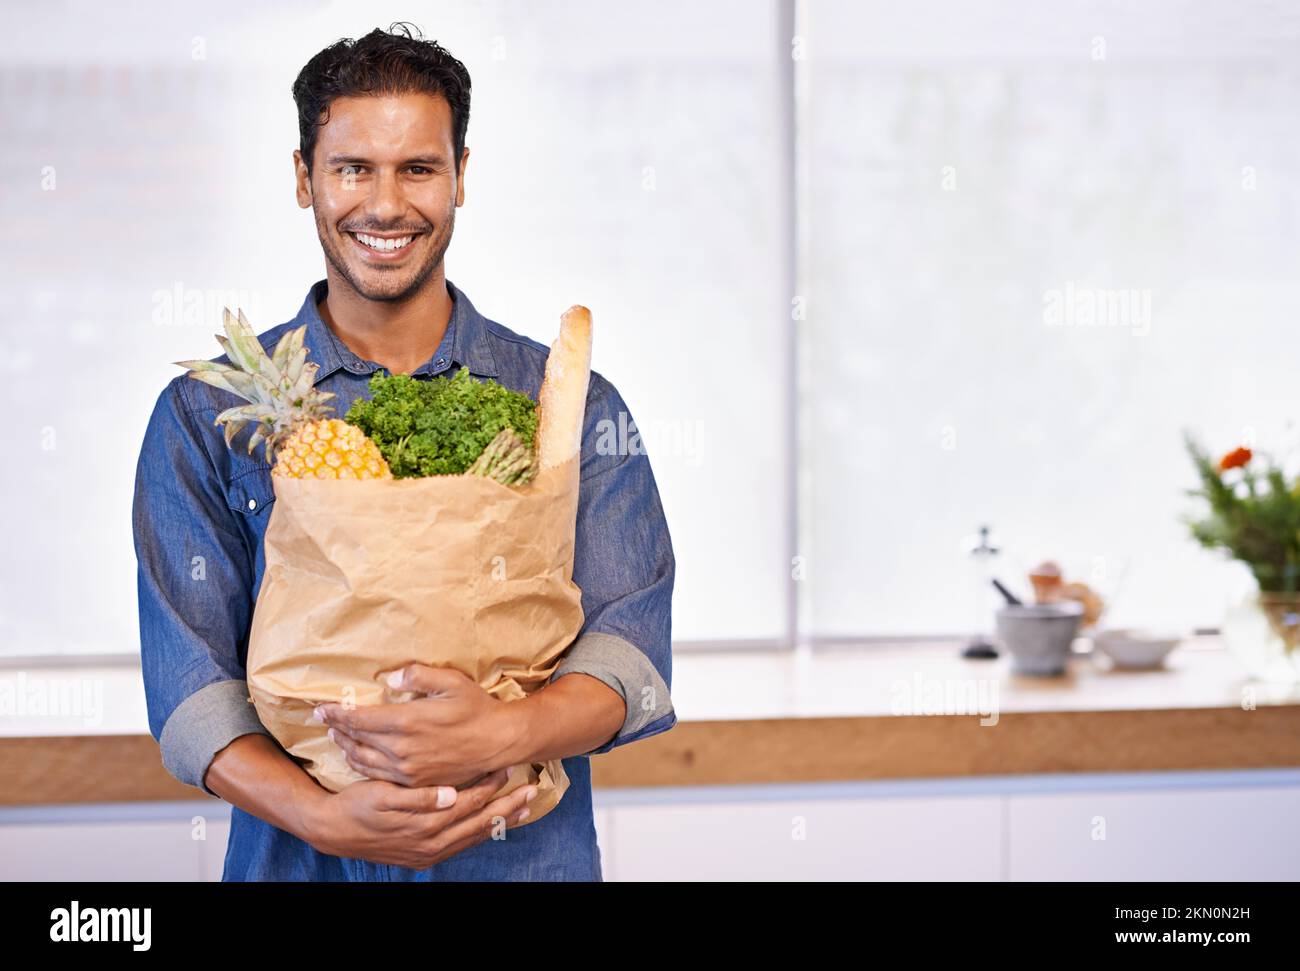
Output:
(1221, 592), (1300, 684)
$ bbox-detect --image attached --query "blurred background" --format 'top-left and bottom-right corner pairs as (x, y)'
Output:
(4, 0), (1300, 658)
(2, 1), (1299, 882)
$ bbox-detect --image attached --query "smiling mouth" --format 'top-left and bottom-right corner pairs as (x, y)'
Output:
(348, 231), (421, 254)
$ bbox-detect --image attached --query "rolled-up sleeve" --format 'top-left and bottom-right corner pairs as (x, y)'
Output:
(132, 378), (271, 796)
(548, 373), (677, 756)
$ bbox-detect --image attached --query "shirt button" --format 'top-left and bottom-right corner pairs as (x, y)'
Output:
(248, 499), (257, 510)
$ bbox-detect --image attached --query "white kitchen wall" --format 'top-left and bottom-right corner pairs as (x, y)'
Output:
(6, 1), (1299, 652)
(0, 0), (789, 656)
(804, 0), (1300, 637)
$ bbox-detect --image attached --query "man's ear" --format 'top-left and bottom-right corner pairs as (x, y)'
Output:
(293, 149), (312, 209)
(455, 147), (470, 208)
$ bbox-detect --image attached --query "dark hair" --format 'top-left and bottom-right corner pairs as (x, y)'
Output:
(291, 22), (472, 176)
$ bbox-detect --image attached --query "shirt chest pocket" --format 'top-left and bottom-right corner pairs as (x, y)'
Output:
(227, 465), (275, 519)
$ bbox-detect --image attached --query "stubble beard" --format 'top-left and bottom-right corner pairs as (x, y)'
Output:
(317, 205), (455, 304)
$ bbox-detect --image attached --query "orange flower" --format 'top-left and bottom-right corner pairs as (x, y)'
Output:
(1218, 446), (1252, 472)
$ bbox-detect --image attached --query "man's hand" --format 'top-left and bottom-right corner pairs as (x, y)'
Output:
(304, 767), (538, 870)
(317, 662), (627, 790)
(315, 664), (524, 788)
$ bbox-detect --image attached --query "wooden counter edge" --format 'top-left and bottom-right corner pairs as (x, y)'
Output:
(4, 705), (1300, 807)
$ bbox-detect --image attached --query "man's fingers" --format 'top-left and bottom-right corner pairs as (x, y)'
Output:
(328, 725), (402, 763)
(378, 767), (509, 815)
(473, 779), (538, 835)
(316, 701), (408, 735)
(375, 780), (461, 813)
(338, 738), (408, 785)
(384, 663), (471, 695)
(487, 780), (538, 823)
(427, 782), (537, 851)
(329, 727), (399, 770)
(426, 803), (534, 866)
(349, 760), (408, 786)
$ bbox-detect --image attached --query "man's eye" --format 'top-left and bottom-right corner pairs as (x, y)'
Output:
(408, 166), (431, 175)
(341, 165), (363, 176)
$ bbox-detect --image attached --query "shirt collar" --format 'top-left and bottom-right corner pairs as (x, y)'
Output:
(295, 277), (499, 383)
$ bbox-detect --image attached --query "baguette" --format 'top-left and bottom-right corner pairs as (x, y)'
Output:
(536, 305), (593, 471)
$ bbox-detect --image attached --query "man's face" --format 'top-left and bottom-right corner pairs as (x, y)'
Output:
(294, 91), (468, 302)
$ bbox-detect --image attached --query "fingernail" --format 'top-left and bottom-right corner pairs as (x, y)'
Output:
(524, 786), (538, 803)
(436, 786), (456, 808)
(506, 765), (515, 780)
(386, 670), (403, 689)
(327, 728), (336, 743)
(312, 707), (324, 723)
(517, 809), (531, 822)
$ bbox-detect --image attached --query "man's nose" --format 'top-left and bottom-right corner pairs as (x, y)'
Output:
(367, 169), (405, 223)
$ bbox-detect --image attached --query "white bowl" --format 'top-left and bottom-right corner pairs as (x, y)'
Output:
(1093, 629), (1182, 669)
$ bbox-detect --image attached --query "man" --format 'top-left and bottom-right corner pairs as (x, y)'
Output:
(132, 24), (676, 881)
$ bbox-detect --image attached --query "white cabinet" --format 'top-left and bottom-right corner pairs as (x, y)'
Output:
(0, 812), (227, 881)
(2, 774), (1297, 880)
(1006, 784), (1300, 881)
(598, 794), (1002, 881)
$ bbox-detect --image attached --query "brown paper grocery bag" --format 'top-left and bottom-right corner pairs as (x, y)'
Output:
(245, 453), (584, 827)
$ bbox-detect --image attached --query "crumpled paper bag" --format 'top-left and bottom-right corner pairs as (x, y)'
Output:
(245, 453), (584, 827)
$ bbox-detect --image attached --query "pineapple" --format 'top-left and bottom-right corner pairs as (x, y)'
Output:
(176, 308), (392, 480)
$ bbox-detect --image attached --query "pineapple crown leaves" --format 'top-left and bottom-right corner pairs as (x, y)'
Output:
(174, 307), (336, 462)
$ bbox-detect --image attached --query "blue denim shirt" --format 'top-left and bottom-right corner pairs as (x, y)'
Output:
(132, 278), (677, 881)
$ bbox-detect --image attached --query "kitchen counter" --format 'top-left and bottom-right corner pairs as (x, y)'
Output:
(2, 637), (1299, 806)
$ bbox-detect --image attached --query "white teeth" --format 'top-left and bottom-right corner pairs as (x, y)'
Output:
(355, 233), (414, 251)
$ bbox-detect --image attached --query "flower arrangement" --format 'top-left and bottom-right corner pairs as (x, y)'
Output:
(1183, 433), (1300, 593)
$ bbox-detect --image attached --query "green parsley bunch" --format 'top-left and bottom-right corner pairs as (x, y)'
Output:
(345, 368), (539, 482)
